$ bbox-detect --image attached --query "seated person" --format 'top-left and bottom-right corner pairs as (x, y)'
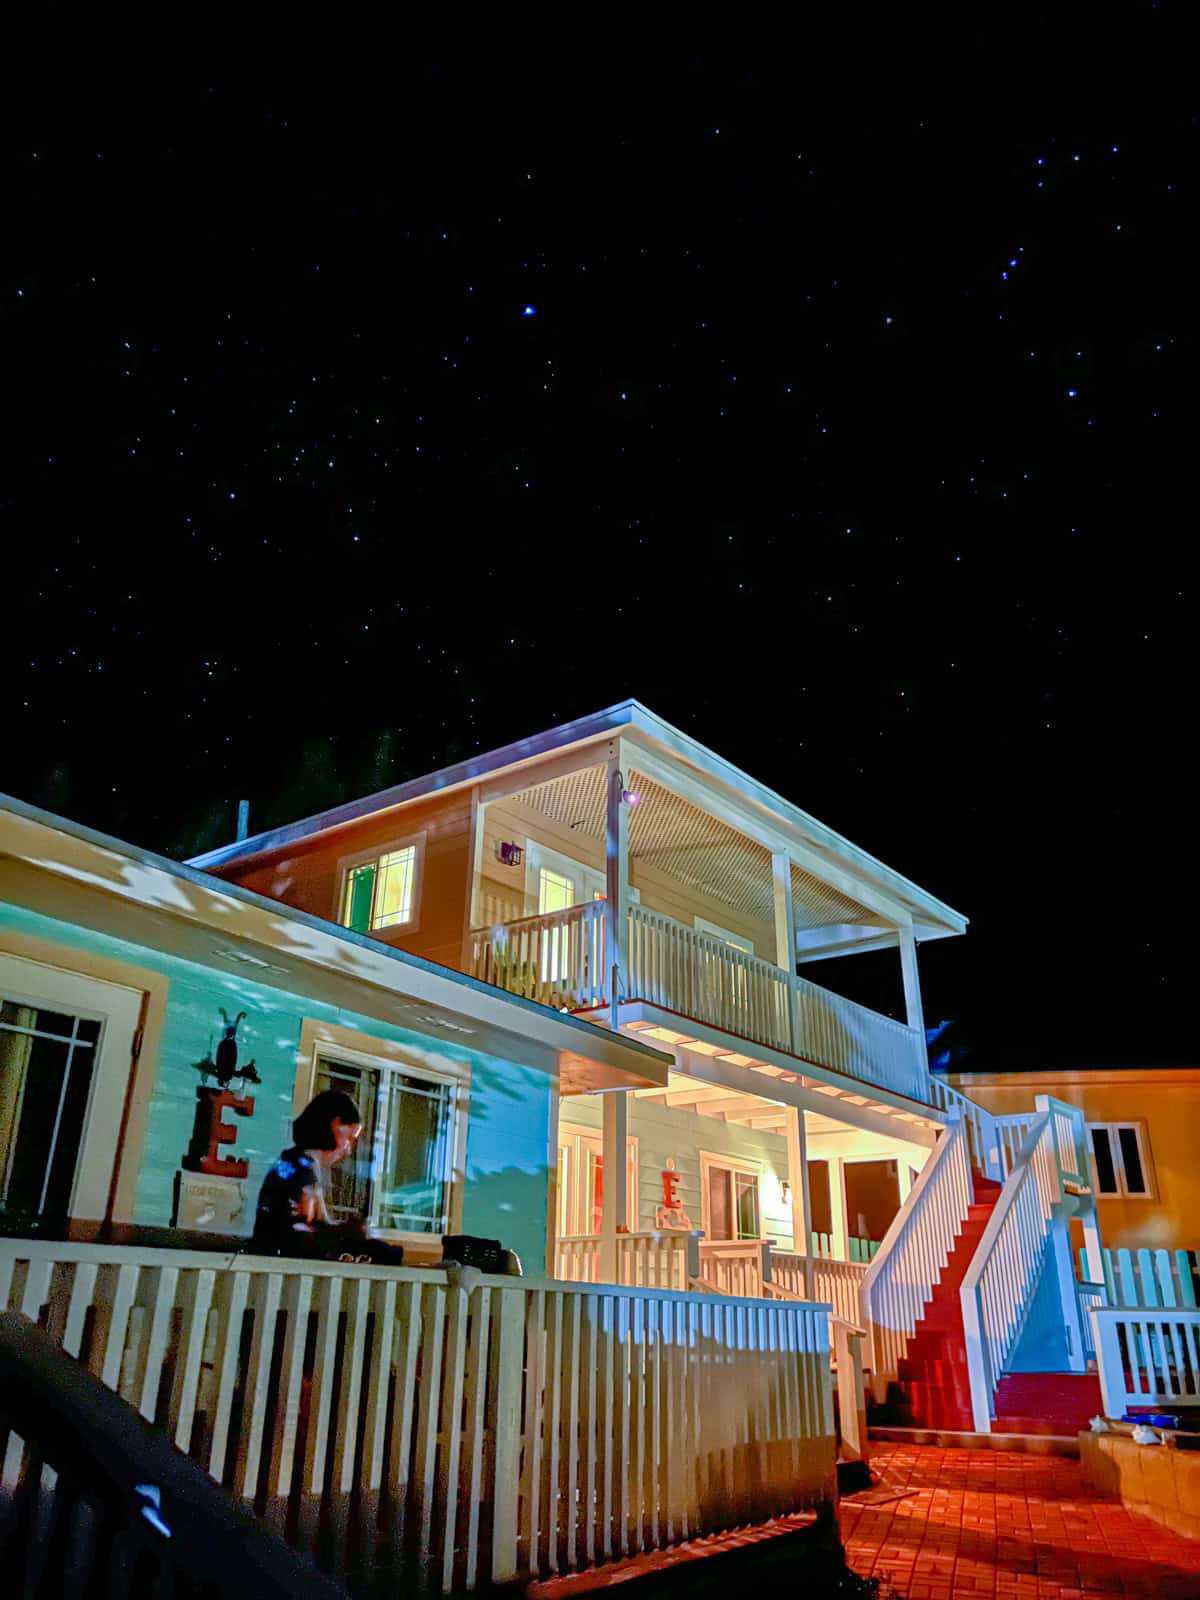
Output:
(252, 1089), (382, 1257)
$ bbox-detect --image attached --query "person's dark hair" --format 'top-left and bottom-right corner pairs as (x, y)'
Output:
(293, 1089), (362, 1150)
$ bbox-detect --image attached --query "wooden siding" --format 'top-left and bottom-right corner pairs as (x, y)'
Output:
(211, 788), (475, 971)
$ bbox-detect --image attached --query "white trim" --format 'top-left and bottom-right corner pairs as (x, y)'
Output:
(1086, 1119), (1155, 1200)
(0, 953), (143, 1223)
(335, 830), (427, 937)
(299, 1026), (469, 1243)
(557, 1119), (639, 1236)
(698, 1148), (764, 1242)
(524, 839), (639, 917)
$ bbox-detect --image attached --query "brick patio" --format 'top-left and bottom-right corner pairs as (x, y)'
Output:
(842, 1443), (1200, 1599)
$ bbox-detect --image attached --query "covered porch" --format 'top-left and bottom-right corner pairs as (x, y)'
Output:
(550, 1053), (937, 1328)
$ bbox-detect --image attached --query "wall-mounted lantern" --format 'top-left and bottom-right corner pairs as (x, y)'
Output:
(498, 840), (524, 868)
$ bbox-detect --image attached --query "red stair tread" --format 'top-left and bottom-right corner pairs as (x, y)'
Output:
(992, 1373), (1103, 1435)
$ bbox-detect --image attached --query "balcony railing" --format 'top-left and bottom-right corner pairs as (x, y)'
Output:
(468, 902), (930, 1103)
(0, 1237), (837, 1589)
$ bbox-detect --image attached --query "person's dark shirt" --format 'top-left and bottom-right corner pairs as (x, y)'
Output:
(252, 1146), (327, 1249)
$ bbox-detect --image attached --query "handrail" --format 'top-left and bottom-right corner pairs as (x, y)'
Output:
(861, 1119), (974, 1385)
(1092, 1305), (1200, 1416)
(959, 1097), (1087, 1431)
(0, 1311), (347, 1599)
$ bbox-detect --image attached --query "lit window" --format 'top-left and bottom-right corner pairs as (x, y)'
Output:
(341, 843), (419, 933)
(314, 1054), (455, 1234)
(538, 867), (577, 915)
(1088, 1123), (1152, 1198)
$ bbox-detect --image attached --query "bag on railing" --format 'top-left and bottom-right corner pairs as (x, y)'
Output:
(443, 1234), (523, 1276)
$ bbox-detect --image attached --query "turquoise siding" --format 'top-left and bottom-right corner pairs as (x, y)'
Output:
(0, 903), (553, 1269)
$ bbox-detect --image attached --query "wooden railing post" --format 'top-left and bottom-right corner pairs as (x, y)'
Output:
(831, 1318), (869, 1465)
(489, 1287), (527, 1585)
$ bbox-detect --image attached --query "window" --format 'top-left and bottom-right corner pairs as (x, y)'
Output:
(1088, 1123), (1152, 1198)
(313, 1052), (456, 1235)
(339, 837), (423, 934)
(538, 867), (577, 916)
(1, 998), (102, 1220)
(700, 1153), (762, 1241)
(557, 1122), (638, 1236)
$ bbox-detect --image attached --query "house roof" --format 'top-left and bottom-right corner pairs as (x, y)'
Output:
(187, 700), (967, 941)
(0, 793), (671, 1094)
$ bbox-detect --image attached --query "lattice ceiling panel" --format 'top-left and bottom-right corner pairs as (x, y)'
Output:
(511, 763), (877, 929)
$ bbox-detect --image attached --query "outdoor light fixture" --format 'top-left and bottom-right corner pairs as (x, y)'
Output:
(622, 788), (640, 807)
(780, 1179), (792, 1204)
(498, 841), (523, 868)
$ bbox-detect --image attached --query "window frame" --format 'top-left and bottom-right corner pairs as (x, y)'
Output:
(0, 953), (144, 1225)
(1086, 1120), (1154, 1200)
(556, 1119), (639, 1237)
(698, 1150), (764, 1242)
(298, 1021), (468, 1244)
(335, 832), (427, 938)
(523, 840), (640, 918)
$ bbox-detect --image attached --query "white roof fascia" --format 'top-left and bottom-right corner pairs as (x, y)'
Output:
(0, 795), (670, 1087)
(185, 698), (966, 937)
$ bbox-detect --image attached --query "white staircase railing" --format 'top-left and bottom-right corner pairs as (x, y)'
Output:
(960, 1094), (1090, 1431)
(1092, 1306), (1200, 1417)
(861, 1118), (974, 1387)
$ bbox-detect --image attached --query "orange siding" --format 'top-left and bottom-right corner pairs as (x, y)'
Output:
(210, 790), (474, 972)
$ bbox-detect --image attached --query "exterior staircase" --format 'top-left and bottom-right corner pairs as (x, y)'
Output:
(887, 1175), (1002, 1430)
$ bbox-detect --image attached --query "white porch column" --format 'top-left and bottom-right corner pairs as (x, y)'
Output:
(784, 1107), (814, 1292)
(829, 1156), (850, 1261)
(599, 1088), (629, 1283)
(898, 924), (926, 1038)
(606, 743), (631, 1029)
(897, 1160), (916, 1205)
(773, 850), (798, 1054)
(1080, 1200), (1105, 1285)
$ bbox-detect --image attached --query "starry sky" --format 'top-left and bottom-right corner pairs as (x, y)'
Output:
(3, 30), (1195, 1068)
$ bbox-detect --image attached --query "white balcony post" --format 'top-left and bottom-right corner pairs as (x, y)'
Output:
(606, 744), (630, 1029)
(898, 924), (925, 1038)
(897, 1161), (915, 1204)
(784, 1107), (814, 1292)
(772, 849), (798, 1053)
(1080, 1200), (1105, 1286)
(599, 1088), (629, 1283)
(829, 1157), (850, 1261)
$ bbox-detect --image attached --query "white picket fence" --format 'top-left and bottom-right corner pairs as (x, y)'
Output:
(861, 1118), (975, 1386)
(1091, 1306), (1200, 1418)
(0, 1239), (837, 1591)
(769, 1253), (868, 1330)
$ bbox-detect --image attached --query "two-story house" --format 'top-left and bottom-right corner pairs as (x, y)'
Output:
(191, 700), (1108, 1435)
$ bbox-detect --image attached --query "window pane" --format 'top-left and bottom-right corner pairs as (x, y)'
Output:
(735, 1172), (760, 1239)
(1091, 1126), (1117, 1193)
(377, 1073), (451, 1233)
(343, 863), (376, 934)
(538, 868), (576, 915)
(314, 1057), (379, 1217)
(1118, 1127), (1147, 1194)
(373, 848), (416, 929)
(0, 1011), (97, 1221)
(707, 1167), (733, 1240)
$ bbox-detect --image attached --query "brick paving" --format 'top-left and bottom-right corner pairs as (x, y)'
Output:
(842, 1443), (1200, 1598)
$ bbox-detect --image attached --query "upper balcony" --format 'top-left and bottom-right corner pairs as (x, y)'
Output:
(467, 899), (931, 1104)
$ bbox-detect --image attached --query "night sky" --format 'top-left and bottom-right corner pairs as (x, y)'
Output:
(3, 28), (1195, 1069)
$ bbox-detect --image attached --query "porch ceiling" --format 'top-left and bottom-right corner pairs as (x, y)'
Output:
(631, 1069), (919, 1145)
(511, 764), (880, 931)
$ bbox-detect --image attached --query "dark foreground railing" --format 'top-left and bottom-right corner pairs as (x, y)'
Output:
(0, 1311), (347, 1600)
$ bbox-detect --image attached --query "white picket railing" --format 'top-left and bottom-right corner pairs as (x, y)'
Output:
(769, 1253), (868, 1330)
(861, 1119), (974, 1386)
(1092, 1306), (1200, 1418)
(471, 902), (931, 1105)
(0, 1238), (837, 1590)
(1081, 1246), (1200, 1311)
(468, 901), (608, 1011)
(695, 1239), (772, 1300)
(959, 1096), (1088, 1431)
(555, 1231), (698, 1292)
(924, 1077), (1037, 1181)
